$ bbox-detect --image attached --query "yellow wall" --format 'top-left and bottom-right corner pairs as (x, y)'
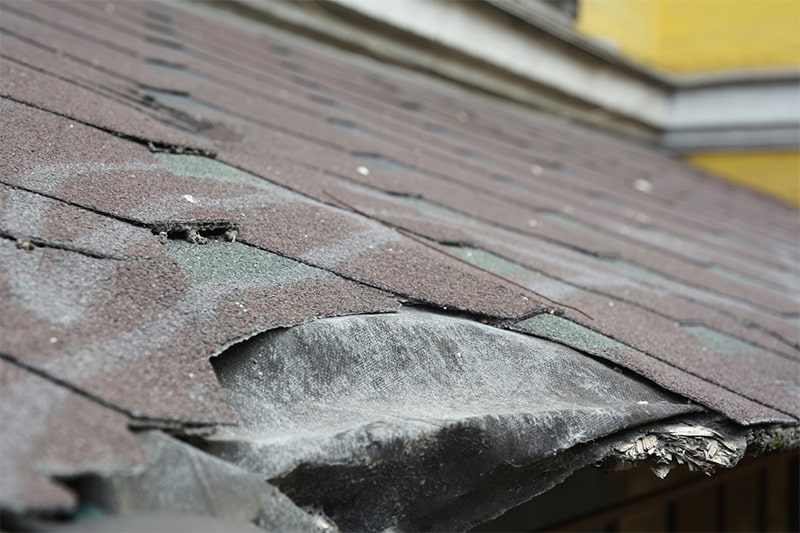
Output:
(576, 0), (800, 73)
(574, 0), (661, 66)
(687, 150), (800, 206)
(576, 0), (800, 206)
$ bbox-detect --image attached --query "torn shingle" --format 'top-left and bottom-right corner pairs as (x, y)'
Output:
(0, 360), (146, 512)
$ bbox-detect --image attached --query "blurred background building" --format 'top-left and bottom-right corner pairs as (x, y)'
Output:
(221, 0), (800, 205)
(575, 0), (800, 205)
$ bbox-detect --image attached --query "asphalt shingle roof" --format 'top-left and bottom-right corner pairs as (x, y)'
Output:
(1, 0), (798, 527)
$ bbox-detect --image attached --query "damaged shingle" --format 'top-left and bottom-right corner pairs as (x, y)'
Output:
(605, 418), (748, 478)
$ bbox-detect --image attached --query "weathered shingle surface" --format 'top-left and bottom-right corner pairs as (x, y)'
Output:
(1, 0), (798, 522)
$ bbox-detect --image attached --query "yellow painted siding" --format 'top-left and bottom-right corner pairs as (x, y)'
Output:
(576, 0), (800, 73)
(687, 150), (800, 205)
(657, 0), (800, 72)
(577, 0), (799, 205)
(575, 0), (661, 65)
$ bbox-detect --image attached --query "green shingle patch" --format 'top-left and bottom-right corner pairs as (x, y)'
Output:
(683, 325), (760, 355)
(165, 240), (320, 285)
(445, 245), (532, 275)
(155, 153), (269, 189)
(515, 314), (627, 352)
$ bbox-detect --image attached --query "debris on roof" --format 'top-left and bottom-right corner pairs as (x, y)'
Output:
(1, 0), (798, 530)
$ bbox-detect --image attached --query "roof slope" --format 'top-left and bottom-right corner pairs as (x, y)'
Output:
(1, 0), (798, 528)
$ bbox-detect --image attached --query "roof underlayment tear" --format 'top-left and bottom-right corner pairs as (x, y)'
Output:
(203, 309), (706, 530)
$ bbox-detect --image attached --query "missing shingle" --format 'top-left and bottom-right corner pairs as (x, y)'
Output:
(151, 222), (238, 245)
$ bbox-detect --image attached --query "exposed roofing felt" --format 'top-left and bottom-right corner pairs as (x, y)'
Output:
(0, 0), (798, 529)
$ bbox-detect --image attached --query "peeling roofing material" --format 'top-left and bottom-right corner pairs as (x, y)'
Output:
(206, 310), (704, 531)
(0, 0), (798, 531)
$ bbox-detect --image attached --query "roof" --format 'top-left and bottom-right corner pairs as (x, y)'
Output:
(1, 1), (798, 530)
